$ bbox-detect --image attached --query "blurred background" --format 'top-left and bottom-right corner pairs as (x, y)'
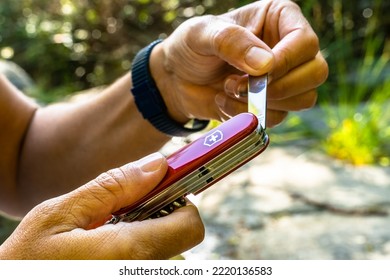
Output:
(0, 0), (389, 259)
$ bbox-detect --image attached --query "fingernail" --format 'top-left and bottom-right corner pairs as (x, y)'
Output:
(237, 82), (247, 98)
(245, 47), (273, 71)
(138, 153), (164, 173)
(215, 93), (226, 109)
(224, 78), (237, 95)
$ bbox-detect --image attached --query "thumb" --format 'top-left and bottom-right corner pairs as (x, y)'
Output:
(188, 16), (274, 75)
(65, 152), (168, 228)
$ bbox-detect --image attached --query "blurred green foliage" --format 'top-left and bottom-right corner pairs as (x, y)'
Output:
(295, 0), (389, 103)
(0, 216), (19, 245)
(1, 0), (388, 101)
(269, 0), (390, 166)
(296, 0), (390, 165)
(0, 0), (243, 101)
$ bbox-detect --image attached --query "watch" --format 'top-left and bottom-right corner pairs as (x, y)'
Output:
(131, 39), (209, 137)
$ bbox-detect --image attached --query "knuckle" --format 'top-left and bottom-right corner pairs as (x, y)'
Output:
(314, 54), (329, 85)
(105, 168), (127, 189)
(302, 90), (318, 109)
(192, 217), (206, 244)
(277, 47), (293, 77)
(88, 164), (140, 204)
(129, 239), (160, 260)
(269, 80), (287, 100)
(91, 171), (124, 199)
(128, 227), (176, 260)
(212, 23), (243, 54)
(267, 110), (288, 128)
(95, 164), (139, 191)
(181, 205), (205, 245)
(307, 35), (320, 57)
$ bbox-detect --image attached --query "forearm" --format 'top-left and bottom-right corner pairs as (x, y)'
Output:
(16, 74), (170, 215)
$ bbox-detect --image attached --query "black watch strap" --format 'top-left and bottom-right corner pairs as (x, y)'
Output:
(131, 39), (209, 137)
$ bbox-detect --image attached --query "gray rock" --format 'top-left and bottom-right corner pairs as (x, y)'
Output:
(180, 145), (390, 260)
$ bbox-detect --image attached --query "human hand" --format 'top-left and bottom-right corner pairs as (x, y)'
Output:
(151, 0), (328, 127)
(0, 153), (204, 259)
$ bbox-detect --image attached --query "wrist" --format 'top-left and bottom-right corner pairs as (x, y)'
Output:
(130, 39), (209, 137)
(149, 42), (189, 125)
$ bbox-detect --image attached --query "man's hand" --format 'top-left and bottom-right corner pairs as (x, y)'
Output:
(0, 153), (204, 259)
(151, 0), (328, 127)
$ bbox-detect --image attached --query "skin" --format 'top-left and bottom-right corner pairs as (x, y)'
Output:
(0, 153), (204, 259)
(0, 0), (328, 259)
(156, 0), (328, 124)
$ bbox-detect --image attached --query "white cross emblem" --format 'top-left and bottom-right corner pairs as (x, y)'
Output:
(204, 130), (223, 147)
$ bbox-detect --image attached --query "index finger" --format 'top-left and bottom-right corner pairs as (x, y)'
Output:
(263, 0), (320, 79)
(87, 203), (205, 259)
(221, 0), (320, 80)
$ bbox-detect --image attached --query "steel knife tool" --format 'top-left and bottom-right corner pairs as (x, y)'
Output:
(108, 75), (269, 223)
(248, 74), (268, 130)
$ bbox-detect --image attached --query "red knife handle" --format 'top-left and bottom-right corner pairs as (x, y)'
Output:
(111, 112), (267, 222)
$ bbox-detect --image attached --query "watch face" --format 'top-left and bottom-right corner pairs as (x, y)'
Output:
(110, 113), (269, 223)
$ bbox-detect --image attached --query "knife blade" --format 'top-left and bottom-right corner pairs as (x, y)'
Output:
(248, 74), (268, 130)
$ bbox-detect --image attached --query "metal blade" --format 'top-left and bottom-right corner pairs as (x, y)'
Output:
(248, 74), (267, 129)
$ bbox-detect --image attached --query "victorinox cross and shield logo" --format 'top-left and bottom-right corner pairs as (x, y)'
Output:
(203, 130), (223, 147)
